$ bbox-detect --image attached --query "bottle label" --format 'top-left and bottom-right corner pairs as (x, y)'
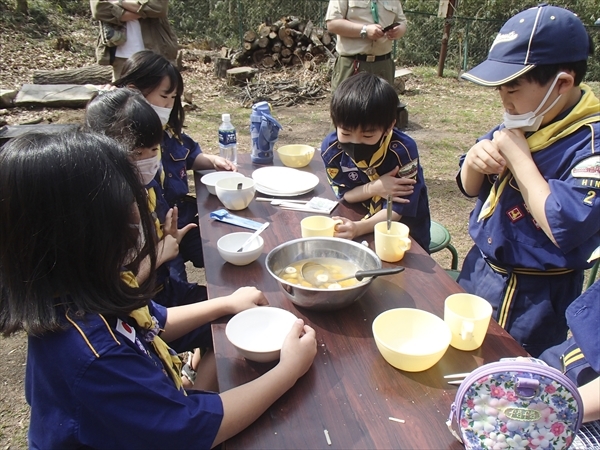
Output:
(219, 129), (237, 146)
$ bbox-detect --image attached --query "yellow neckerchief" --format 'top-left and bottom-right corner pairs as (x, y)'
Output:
(120, 272), (185, 394)
(478, 85), (600, 222)
(353, 131), (393, 216)
(146, 187), (163, 239)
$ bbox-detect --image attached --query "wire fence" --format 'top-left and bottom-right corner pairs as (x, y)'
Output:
(169, 0), (600, 81)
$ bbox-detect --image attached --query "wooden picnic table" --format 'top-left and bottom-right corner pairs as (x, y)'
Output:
(194, 152), (527, 449)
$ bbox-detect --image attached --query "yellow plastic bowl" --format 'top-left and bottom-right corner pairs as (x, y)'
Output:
(276, 145), (315, 168)
(372, 308), (451, 372)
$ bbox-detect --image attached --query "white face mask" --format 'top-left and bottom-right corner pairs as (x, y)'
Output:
(150, 104), (172, 127)
(502, 72), (566, 132)
(134, 155), (161, 186)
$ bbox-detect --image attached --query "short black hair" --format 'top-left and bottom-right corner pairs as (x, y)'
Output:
(330, 72), (399, 131)
(114, 50), (185, 137)
(0, 130), (157, 336)
(509, 33), (594, 87)
(85, 87), (162, 151)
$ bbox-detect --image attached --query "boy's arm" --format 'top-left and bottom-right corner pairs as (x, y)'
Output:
(343, 166), (415, 204)
(459, 139), (505, 197)
(335, 209), (401, 240)
(580, 377), (600, 423)
(160, 287), (267, 342)
(493, 128), (556, 244)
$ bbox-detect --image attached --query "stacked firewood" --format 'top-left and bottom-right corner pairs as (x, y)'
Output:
(233, 17), (337, 68)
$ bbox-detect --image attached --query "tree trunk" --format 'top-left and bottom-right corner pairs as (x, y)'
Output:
(16, 0), (28, 14)
(214, 57), (232, 78)
(32, 66), (112, 85)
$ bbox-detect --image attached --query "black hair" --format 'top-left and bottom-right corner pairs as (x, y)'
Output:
(330, 72), (399, 132)
(510, 34), (594, 87)
(0, 130), (157, 336)
(85, 87), (163, 151)
(113, 50), (185, 137)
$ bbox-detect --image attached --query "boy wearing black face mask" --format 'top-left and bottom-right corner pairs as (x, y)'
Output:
(456, 4), (600, 357)
(320, 71), (431, 252)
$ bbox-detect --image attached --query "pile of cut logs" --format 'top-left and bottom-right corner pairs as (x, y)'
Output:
(233, 17), (337, 68)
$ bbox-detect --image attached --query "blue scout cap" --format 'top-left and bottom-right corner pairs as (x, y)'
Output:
(462, 3), (590, 86)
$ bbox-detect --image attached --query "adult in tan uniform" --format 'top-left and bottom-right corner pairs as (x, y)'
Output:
(90, 0), (178, 80)
(326, 0), (406, 91)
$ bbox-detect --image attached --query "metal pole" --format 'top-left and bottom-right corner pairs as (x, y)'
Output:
(437, 0), (457, 77)
(462, 19), (470, 73)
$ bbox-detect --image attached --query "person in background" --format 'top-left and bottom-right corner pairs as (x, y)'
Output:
(326, 0), (407, 91)
(114, 50), (236, 278)
(320, 72), (431, 251)
(90, 0), (178, 80)
(456, 4), (600, 357)
(0, 129), (317, 448)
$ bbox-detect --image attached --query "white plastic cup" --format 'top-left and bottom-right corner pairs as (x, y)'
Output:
(444, 293), (493, 351)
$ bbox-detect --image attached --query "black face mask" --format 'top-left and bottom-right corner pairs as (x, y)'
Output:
(339, 133), (385, 163)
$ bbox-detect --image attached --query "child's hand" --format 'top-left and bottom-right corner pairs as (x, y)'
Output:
(333, 217), (358, 240)
(372, 167), (415, 201)
(493, 128), (532, 171)
(212, 156), (237, 172)
(279, 319), (317, 379)
(157, 234), (179, 264)
(226, 286), (269, 315)
(464, 139), (506, 175)
(163, 206), (197, 243)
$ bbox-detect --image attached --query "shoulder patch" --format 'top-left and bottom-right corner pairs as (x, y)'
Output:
(116, 318), (136, 343)
(327, 168), (339, 179)
(397, 159), (419, 179)
(572, 155), (600, 179)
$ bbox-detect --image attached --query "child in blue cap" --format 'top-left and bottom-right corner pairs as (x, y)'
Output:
(457, 4), (600, 357)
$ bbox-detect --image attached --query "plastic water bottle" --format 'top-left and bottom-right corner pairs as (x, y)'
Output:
(218, 113), (237, 166)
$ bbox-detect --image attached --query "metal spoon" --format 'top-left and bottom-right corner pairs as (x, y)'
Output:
(386, 194), (393, 231)
(301, 262), (404, 285)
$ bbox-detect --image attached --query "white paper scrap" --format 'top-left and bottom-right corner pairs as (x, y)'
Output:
(388, 417), (405, 423)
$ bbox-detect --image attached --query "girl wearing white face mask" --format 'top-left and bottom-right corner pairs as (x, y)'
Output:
(85, 88), (210, 318)
(114, 50), (237, 274)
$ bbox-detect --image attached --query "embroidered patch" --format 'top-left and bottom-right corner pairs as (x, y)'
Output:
(579, 178), (600, 189)
(572, 155), (600, 179)
(179, 168), (186, 179)
(116, 318), (136, 343)
(348, 171), (359, 181)
(397, 159), (419, 179)
(506, 206), (523, 222)
(327, 168), (339, 179)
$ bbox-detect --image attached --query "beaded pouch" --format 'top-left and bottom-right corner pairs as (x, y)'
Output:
(447, 358), (583, 449)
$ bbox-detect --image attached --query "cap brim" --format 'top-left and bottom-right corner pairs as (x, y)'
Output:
(461, 59), (535, 87)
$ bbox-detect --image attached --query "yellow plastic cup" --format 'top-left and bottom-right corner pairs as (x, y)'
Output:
(444, 293), (493, 351)
(374, 221), (411, 262)
(300, 216), (342, 238)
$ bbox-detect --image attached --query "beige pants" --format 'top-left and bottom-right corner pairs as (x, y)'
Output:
(331, 56), (395, 92)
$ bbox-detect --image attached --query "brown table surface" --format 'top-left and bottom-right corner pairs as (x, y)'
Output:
(194, 153), (527, 449)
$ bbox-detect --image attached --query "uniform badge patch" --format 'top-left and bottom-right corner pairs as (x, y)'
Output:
(572, 155), (600, 179)
(116, 318), (136, 343)
(327, 168), (339, 179)
(506, 206), (523, 222)
(349, 171), (359, 181)
(397, 159), (419, 179)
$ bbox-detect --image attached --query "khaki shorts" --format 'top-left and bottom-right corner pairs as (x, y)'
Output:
(330, 56), (395, 92)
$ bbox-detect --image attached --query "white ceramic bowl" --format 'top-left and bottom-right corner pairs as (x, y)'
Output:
(372, 308), (451, 372)
(200, 171), (244, 195)
(215, 176), (256, 210)
(225, 307), (298, 362)
(217, 232), (264, 266)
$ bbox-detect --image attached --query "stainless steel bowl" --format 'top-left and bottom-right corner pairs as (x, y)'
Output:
(265, 237), (382, 311)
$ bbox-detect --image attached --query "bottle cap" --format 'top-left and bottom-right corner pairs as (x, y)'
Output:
(222, 113), (231, 122)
